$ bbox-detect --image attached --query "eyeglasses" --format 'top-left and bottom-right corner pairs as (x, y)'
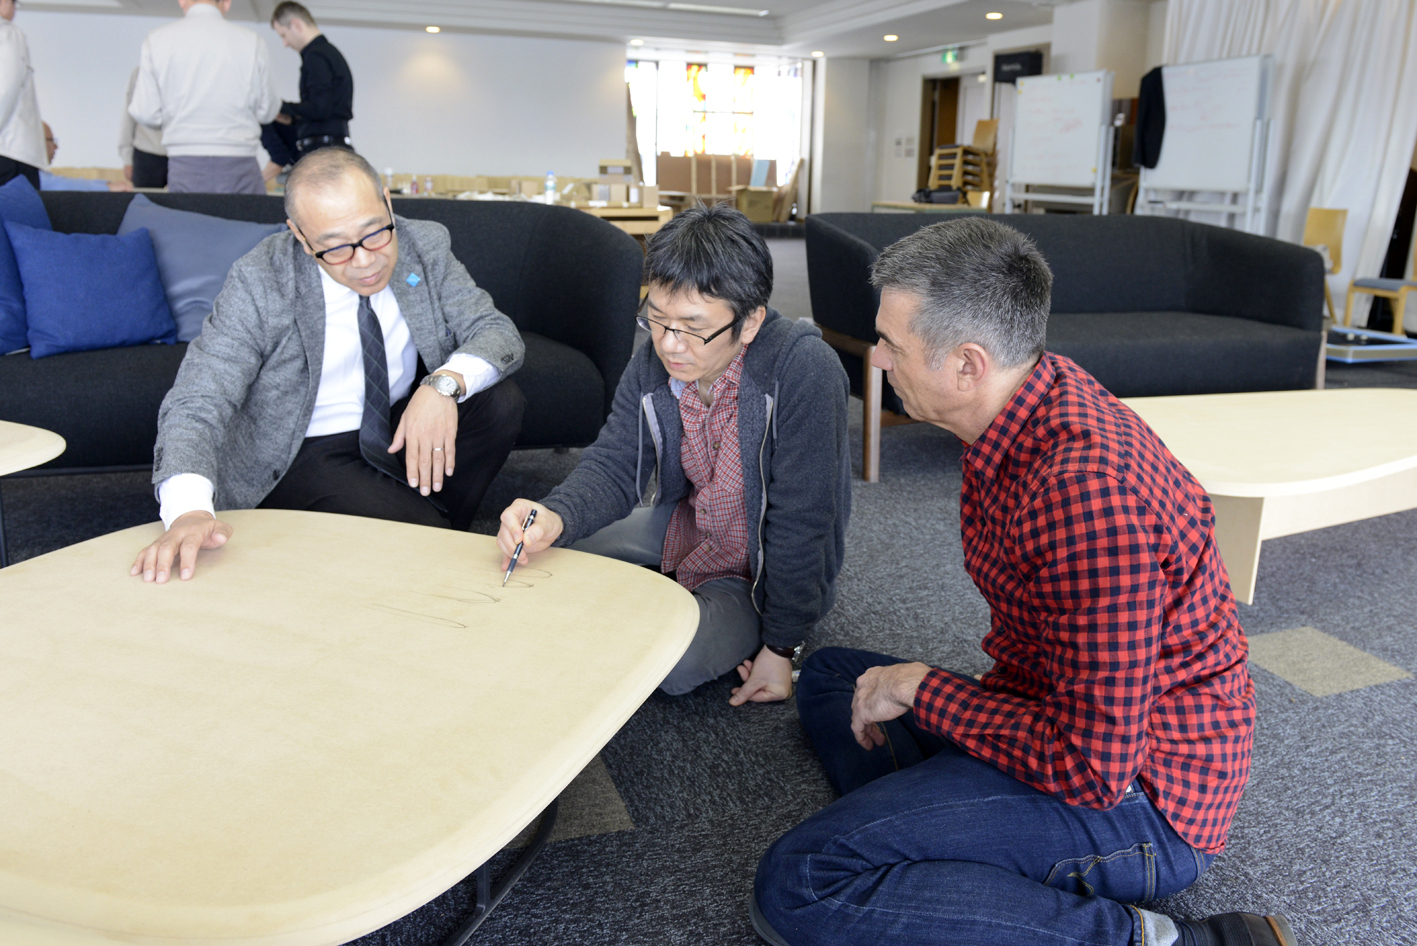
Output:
(296, 199), (396, 265)
(637, 313), (743, 346)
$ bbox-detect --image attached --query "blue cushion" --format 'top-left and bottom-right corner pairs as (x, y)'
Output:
(0, 175), (52, 354)
(117, 194), (285, 342)
(4, 221), (176, 359)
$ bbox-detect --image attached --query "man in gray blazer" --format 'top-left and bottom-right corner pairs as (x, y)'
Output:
(132, 148), (525, 583)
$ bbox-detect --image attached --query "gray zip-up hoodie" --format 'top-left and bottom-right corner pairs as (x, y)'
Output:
(542, 310), (851, 650)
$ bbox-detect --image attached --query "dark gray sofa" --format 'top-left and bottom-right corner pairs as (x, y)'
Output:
(806, 212), (1326, 477)
(0, 192), (643, 472)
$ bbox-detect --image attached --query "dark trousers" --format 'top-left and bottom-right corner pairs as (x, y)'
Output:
(131, 148), (168, 189)
(259, 378), (524, 532)
(0, 156), (40, 191)
(753, 647), (1213, 946)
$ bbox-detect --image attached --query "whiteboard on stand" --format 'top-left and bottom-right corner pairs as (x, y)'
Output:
(1143, 55), (1273, 193)
(1007, 70), (1114, 214)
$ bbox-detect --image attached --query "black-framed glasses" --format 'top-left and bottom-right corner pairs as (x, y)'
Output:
(297, 199), (396, 265)
(637, 313), (743, 347)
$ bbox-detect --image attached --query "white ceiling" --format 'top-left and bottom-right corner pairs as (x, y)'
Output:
(21, 0), (1057, 58)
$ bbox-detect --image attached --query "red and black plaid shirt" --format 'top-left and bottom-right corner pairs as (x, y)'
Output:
(913, 353), (1255, 853)
(662, 344), (753, 591)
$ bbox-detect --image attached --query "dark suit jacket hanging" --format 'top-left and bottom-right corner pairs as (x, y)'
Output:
(1133, 66), (1166, 169)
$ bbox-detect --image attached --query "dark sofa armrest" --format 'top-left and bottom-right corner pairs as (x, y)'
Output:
(1185, 223), (1326, 333)
(518, 206), (642, 417)
(805, 215), (883, 340)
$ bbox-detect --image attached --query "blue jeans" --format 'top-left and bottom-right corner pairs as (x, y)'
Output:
(754, 648), (1214, 946)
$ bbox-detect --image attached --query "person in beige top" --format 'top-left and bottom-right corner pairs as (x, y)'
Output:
(119, 66), (167, 188)
(129, 0), (281, 194)
(0, 0), (47, 190)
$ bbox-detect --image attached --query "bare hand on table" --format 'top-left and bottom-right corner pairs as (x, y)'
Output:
(495, 499), (565, 569)
(390, 371), (463, 496)
(730, 647), (795, 705)
(130, 510), (234, 583)
(850, 662), (932, 749)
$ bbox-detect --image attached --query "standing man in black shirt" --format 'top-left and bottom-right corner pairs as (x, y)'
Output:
(262, 2), (353, 181)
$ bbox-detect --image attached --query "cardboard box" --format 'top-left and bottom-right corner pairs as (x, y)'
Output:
(734, 186), (775, 223)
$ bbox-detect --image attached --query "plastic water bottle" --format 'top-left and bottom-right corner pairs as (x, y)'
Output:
(544, 171), (556, 205)
(384, 167), (394, 191)
(424, 175), (434, 195)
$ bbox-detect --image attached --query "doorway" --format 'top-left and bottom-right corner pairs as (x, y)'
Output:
(918, 77), (960, 190)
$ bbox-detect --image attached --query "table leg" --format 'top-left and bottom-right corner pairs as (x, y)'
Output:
(441, 797), (560, 946)
(1208, 494), (1265, 606)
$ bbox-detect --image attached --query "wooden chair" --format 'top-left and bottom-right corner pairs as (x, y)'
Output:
(1342, 228), (1415, 338)
(928, 120), (999, 207)
(1303, 208), (1346, 323)
(815, 326), (917, 483)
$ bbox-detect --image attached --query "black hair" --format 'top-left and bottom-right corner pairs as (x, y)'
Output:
(272, 2), (317, 27)
(642, 202), (773, 339)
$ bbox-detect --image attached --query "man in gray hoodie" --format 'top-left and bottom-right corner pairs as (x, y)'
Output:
(497, 203), (851, 702)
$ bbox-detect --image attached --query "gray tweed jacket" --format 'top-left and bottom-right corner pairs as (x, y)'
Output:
(152, 215), (525, 510)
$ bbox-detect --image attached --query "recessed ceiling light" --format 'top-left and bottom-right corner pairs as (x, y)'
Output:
(630, 39), (644, 45)
(426, 25), (441, 32)
(811, 50), (824, 57)
(883, 34), (899, 41)
(986, 11), (1003, 19)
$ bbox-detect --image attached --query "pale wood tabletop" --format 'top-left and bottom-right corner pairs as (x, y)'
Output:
(0, 509), (697, 946)
(0, 420), (65, 478)
(1123, 388), (1417, 603)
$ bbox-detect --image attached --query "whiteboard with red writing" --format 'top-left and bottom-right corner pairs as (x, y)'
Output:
(1009, 70), (1113, 188)
(1144, 55), (1273, 193)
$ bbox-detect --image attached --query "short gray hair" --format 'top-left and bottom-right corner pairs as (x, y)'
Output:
(870, 217), (1052, 368)
(284, 148), (383, 225)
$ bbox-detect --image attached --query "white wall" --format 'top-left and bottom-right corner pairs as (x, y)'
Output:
(810, 57), (872, 212)
(866, 42), (994, 204)
(1146, 1), (1169, 71)
(18, 10), (627, 178)
(1050, 0), (1151, 97)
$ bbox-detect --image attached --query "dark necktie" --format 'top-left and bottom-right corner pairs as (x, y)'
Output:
(356, 294), (406, 483)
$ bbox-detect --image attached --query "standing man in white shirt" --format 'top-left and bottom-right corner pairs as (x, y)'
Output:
(0, 0), (47, 190)
(129, 0), (282, 194)
(131, 148), (526, 584)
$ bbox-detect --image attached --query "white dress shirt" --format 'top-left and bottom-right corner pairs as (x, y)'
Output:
(0, 19), (48, 169)
(158, 268), (500, 527)
(128, 4), (281, 158)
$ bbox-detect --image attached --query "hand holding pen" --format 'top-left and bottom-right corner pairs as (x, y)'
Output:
(495, 500), (566, 583)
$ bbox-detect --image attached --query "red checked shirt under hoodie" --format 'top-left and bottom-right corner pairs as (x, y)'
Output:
(662, 344), (752, 590)
(913, 353), (1255, 854)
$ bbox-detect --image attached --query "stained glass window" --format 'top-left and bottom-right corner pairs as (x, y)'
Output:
(627, 58), (804, 186)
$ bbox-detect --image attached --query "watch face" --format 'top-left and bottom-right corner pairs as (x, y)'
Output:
(431, 374), (459, 396)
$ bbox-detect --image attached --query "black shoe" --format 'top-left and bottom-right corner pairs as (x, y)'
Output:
(1177, 913), (1298, 946)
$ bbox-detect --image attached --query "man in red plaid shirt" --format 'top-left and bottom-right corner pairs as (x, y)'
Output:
(751, 218), (1295, 946)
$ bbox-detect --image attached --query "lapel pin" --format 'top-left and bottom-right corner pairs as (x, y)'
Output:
(406, 273), (422, 287)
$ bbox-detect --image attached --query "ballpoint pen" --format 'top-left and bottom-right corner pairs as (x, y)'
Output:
(503, 508), (537, 587)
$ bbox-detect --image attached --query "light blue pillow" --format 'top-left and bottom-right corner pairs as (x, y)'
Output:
(0, 175), (52, 354)
(5, 221), (176, 359)
(117, 194), (286, 342)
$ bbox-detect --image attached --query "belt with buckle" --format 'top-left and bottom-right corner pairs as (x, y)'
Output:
(295, 135), (351, 152)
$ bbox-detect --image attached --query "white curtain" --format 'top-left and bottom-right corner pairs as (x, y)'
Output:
(1165, 0), (1417, 330)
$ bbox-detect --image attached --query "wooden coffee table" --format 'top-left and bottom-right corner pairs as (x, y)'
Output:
(1123, 389), (1417, 604)
(0, 420), (66, 567)
(0, 509), (697, 945)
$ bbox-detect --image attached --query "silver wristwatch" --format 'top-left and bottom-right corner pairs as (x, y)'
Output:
(420, 373), (462, 398)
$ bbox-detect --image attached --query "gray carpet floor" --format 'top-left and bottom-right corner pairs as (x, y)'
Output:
(3, 238), (1415, 945)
